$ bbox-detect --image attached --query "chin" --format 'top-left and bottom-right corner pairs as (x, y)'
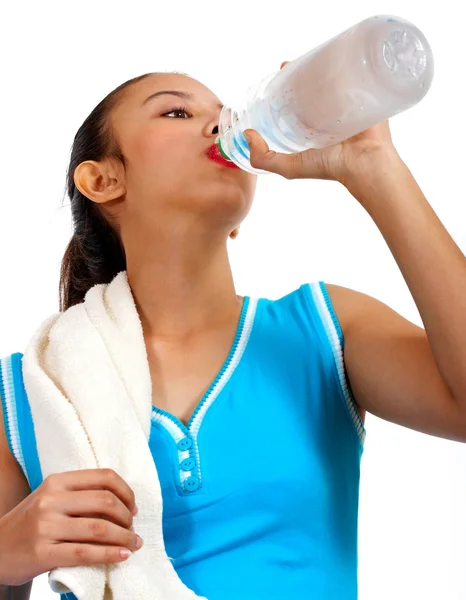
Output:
(186, 185), (253, 224)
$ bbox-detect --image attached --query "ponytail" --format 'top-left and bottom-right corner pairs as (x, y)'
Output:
(59, 195), (125, 311)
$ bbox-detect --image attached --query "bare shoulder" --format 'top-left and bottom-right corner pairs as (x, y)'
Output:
(323, 283), (373, 334)
(324, 282), (413, 334)
(323, 281), (414, 360)
(0, 397), (31, 518)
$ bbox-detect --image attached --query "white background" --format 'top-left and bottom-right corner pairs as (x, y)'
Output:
(0, 0), (465, 598)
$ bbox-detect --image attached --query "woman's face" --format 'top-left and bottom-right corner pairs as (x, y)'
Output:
(110, 73), (257, 240)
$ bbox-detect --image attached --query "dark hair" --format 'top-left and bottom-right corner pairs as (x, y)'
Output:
(59, 73), (154, 312)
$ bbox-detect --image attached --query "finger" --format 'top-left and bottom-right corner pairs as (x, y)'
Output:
(47, 469), (137, 515)
(243, 129), (295, 179)
(43, 541), (134, 569)
(50, 515), (141, 553)
(57, 490), (134, 529)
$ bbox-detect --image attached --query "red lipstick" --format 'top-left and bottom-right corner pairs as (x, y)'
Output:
(207, 143), (239, 169)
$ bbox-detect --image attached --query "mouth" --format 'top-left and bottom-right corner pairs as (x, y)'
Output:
(207, 144), (239, 169)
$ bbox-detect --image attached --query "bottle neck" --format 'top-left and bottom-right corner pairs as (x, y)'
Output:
(217, 72), (277, 174)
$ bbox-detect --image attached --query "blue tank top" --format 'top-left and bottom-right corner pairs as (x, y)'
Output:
(0, 282), (366, 600)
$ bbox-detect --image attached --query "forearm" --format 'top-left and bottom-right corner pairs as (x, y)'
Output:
(345, 151), (466, 406)
(0, 582), (32, 600)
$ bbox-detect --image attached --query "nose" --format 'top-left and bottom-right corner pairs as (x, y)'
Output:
(205, 112), (220, 138)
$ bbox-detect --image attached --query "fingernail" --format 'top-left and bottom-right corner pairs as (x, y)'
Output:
(132, 504), (139, 515)
(120, 549), (132, 559)
(136, 535), (144, 549)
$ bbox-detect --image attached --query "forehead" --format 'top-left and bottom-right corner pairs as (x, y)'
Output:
(117, 73), (221, 111)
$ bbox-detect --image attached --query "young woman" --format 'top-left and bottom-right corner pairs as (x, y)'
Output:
(1, 65), (465, 600)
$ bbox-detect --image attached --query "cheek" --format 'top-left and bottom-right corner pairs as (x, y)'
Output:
(134, 124), (202, 172)
(136, 134), (179, 170)
(127, 133), (198, 202)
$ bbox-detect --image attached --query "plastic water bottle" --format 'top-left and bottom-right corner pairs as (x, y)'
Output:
(217, 15), (434, 174)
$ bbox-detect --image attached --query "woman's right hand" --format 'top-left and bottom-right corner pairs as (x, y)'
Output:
(0, 468), (143, 586)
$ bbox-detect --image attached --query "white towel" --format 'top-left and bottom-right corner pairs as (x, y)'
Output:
(22, 271), (206, 600)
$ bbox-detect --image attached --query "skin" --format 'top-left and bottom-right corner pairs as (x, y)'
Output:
(3, 60), (466, 595)
(75, 72), (256, 345)
(73, 68), (466, 442)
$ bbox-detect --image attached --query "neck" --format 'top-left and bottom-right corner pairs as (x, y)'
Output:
(125, 235), (242, 342)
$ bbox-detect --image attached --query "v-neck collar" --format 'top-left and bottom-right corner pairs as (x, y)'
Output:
(151, 294), (257, 437)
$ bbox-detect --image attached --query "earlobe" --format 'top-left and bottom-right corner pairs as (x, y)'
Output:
(74, 160), (125, 204)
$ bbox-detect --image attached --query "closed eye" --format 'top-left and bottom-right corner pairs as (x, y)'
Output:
(162, 106), (191, 119)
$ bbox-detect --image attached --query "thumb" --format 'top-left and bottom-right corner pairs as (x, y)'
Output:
(243, 129), (293, 178)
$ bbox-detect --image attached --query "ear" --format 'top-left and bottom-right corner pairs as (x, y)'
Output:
(74, 157), (126, 204)
(229, 227), (240, 240)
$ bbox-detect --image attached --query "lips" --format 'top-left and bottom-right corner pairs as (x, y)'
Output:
(207, 144), (239, 169)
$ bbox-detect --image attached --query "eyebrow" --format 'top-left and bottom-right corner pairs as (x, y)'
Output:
(141, 89), (224, 110)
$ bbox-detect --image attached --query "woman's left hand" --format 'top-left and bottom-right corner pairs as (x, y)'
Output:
(243, 61), (400, 186)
